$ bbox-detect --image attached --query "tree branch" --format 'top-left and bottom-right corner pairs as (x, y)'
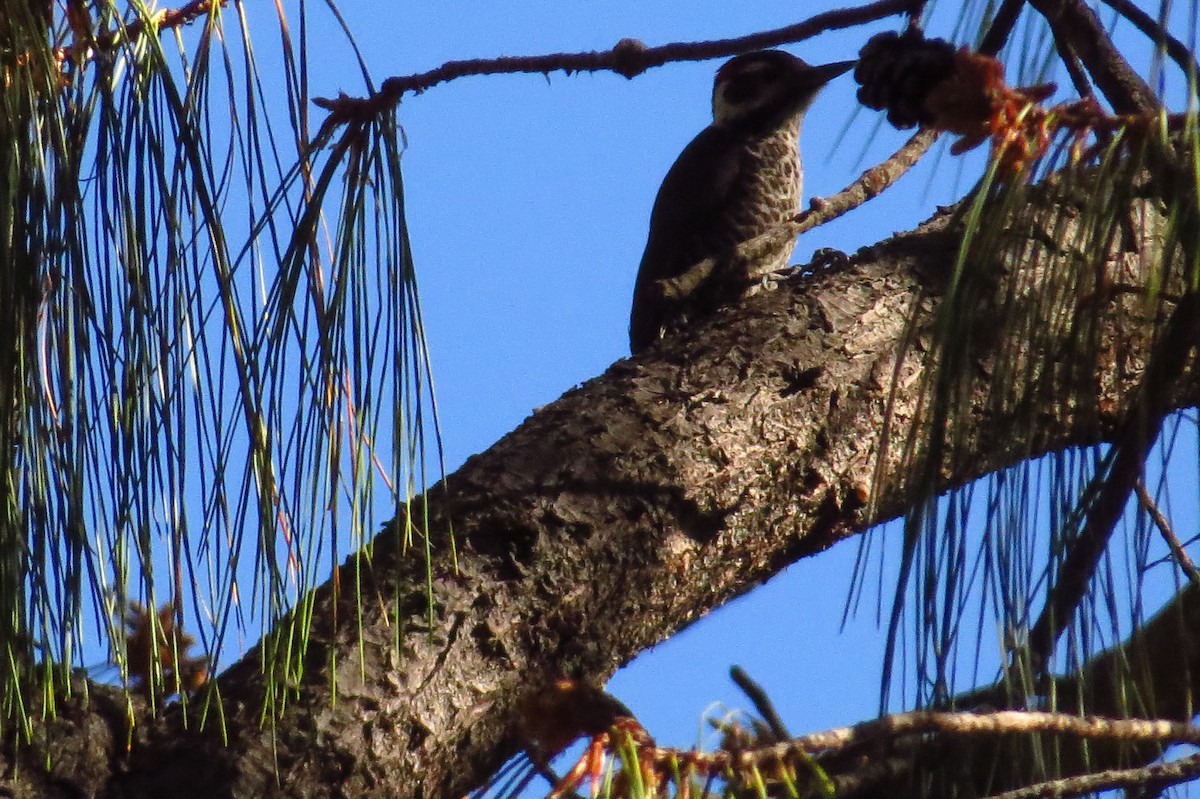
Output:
(1026, 0), (1157, 113)
(313, 0), (916, 123)
(979, 0), (1028, 57)
(1135, 480), (1200, 590)
(1094, 0), (1200, 84)
(987, 752), (1200, 799)
(862, 583), (1200, 797)
(11, 170), (1199, 799)
(654, 128), (938, 304)
(547, 707), (1200, 799)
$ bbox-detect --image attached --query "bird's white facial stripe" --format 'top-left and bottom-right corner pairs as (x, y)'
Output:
(712, 87), (738, 125)
(712, 62), (782, 125)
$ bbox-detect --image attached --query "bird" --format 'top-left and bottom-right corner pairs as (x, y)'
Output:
(628, 50), (855, 354)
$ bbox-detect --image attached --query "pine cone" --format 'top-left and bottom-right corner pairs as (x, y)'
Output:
(854, 29), (958, 128)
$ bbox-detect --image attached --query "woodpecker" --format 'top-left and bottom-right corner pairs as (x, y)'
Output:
(628, 50), (855, 354)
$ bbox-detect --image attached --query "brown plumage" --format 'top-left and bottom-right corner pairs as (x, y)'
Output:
(629, 50), (854, 354)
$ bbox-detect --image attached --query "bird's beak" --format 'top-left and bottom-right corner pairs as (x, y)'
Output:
(811, 59), (857, 85)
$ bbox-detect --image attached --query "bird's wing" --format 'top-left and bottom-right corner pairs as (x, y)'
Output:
(635, 125), (745, 286)
(629, 125), (746, 352)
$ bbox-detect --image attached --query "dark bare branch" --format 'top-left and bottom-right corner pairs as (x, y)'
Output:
(979, 0), (1028, 56)
(314, 0), (917, 124)
(1136, 480), (1200, 589)
(1095, 0), (1200, 84)
(1049, 25), (1095, 98)
(1026, 0), (1157, 112)
(1028, 292), (1200, 669)
(881, 584), (1200, 796)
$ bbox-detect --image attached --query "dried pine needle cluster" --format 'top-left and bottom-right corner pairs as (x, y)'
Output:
(123, 602), (208, 696)
(509, 680), (825, 799)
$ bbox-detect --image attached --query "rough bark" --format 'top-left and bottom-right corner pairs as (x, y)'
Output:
(6, 175), (1198, 798)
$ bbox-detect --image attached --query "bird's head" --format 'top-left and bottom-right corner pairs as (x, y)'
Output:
(711, 50), (855, 132)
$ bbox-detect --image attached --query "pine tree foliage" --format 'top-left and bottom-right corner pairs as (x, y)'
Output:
(0, 0), (436, 717)
(0, 0), (1198, 797)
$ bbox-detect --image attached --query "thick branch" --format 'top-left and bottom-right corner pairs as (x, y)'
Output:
(12, 176), (1199, 799)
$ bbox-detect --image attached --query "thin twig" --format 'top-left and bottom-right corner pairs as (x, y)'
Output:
(772, 710), (1200, 759)
(1094, 0), (1200, 84)
(985, 750), (1200, 799)
(646, 709), (1200, 775)
(980, 0), (1029, 57)
(314, 0), (918, 123)
(537, 670), (1200, 796)
(566, 709), (1200, 799)
(59, 0), (220, 57)
(1049, 25), (1094, 98)
(1135, 479), (1200, 590)
(654, 128), (938, 302)
(1026, 0), (1156, 113)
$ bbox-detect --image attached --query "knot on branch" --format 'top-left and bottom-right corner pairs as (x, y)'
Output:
(610, 38), (650, 79)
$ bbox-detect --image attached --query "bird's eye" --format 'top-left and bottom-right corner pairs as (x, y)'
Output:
(722, 76), (760, 105)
